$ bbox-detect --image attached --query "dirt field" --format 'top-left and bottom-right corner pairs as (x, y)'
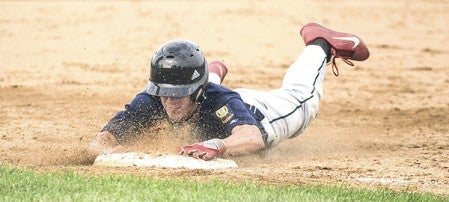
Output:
(1, 1), (448, 195)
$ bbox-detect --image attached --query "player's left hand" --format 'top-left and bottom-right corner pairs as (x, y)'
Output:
(179, 139), (226, 161)
(100, 145), (130, 155)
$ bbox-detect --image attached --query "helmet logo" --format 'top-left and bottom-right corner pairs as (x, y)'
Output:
(191, 70), (200, 80)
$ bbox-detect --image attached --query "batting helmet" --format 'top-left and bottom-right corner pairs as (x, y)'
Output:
(145, 40), (208, 102)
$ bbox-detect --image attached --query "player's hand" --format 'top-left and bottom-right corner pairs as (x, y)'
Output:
(100, 145), (130, 155)
(179, 139), (226, 161)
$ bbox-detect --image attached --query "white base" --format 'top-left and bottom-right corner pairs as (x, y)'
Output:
(93, 152), (238, 169)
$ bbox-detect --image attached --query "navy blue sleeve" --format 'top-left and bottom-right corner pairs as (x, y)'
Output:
(210, 95), (268, 144)
(203, 84), (260, 134)
(101, 92), (164, 141)
(213, 97), (259, 132)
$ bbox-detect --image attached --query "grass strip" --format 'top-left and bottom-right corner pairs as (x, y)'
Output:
(0, 165), (446, 201)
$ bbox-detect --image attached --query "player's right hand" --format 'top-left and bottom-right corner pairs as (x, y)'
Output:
(179, 139), (226, 161)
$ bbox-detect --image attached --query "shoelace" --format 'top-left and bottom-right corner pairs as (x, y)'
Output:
(331, 49), (354, 76)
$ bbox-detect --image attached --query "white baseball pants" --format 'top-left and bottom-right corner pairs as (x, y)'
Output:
(235, 45), (327, 146)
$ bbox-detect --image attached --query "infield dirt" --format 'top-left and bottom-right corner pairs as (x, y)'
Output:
(1, 0), (448, 195)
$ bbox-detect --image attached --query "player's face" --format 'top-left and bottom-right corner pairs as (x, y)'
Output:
(160, 96), (198, 122)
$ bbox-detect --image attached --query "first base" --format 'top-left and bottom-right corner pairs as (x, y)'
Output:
(93, 152), (238, 169)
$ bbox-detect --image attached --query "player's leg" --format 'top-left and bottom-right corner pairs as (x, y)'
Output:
(235, 45), (328, 146)
(277, 23), (371, 137)
(208, 60), (228, 84)
(237, 23), (369, 147)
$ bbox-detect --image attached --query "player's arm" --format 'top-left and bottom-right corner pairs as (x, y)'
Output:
(87, 92), (159, 159)
(222, 124), (265, 156)
(179, 125), (265, 160)
(87, 131), (128, 158)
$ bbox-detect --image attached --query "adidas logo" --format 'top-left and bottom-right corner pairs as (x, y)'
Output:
(191, 70), (200, 80)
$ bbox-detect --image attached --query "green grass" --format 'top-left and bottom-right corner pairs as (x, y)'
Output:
(0, 166), (447, 201)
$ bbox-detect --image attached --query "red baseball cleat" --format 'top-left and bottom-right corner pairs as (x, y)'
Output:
(208, 60), (228, 84)
(300, 23), (370, 75)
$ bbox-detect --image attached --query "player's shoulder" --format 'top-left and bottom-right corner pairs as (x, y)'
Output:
(202, 83), (243, 110)
(129, 90), (162, 109)
(134, 90), (157, 101)
(205, 83), (238, 97)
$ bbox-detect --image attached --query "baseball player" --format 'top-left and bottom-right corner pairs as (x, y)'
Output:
(88, 23), (369, 161)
